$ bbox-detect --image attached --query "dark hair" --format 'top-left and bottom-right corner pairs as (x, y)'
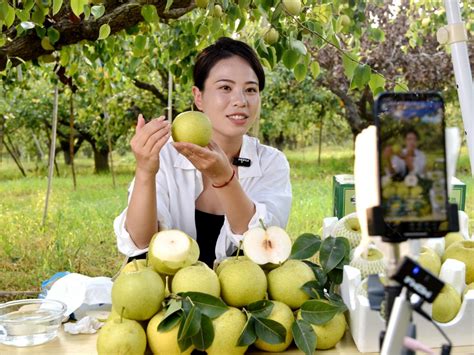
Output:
(405, 128), (419, 140)
(193, 37), (265, 91)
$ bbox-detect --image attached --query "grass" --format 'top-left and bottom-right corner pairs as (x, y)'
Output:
(0, 144), (472, 296)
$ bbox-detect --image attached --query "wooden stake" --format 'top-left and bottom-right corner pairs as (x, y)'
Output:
(104, 100), (116, 189)
(43, 85), (59, 226)
(69, 93), (77, 190)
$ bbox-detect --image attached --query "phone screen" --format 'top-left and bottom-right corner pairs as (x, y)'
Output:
(375, 93), (448, 237)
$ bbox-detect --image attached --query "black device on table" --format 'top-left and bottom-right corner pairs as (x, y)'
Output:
(366, 92), (459, 355)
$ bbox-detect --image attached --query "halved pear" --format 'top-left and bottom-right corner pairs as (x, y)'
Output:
(242, 226), (292, 266)
(149, 230), (200, 275)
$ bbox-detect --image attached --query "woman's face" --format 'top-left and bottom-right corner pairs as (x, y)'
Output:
(405, 132), (418, 150)
(193, 56), (261, 141)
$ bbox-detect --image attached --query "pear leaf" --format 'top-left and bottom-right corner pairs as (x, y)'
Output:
(191, 314), (214, 350)
(237, 316), (257, 346)
(319, 236), (346, 273)
(301, 299), (339, 325)
(290, 233), (321, 260)
(292, 319), (316, 355)
(254, 317), (286, 344)
(98, 24), (111, 40)
(247, 300), (274, 318)
(180, 292), (228, 319)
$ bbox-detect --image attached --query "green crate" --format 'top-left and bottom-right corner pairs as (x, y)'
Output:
(332, 174), (466, 219)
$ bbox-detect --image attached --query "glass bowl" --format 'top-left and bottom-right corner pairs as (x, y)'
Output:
(0, 299), (67, 347)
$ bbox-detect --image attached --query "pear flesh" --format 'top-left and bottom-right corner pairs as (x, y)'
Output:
(242, 226), (292, 266)
(149, 230), (200, 275)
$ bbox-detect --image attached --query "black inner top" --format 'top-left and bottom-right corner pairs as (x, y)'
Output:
(194, 209), (225, 268)
(127, 209), (224, 269)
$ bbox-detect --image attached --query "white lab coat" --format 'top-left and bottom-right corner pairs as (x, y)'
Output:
(114, 135), (292, 261)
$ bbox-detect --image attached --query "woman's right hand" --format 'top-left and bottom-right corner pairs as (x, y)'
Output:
(130, 114), (171, 176)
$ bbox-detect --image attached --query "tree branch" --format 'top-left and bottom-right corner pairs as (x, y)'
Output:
(0, 0), (194, 70)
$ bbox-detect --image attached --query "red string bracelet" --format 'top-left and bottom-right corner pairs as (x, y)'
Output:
(212, 169), (236, 188)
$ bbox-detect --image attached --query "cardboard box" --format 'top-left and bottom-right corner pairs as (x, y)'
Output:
(332, 174), (466, 219)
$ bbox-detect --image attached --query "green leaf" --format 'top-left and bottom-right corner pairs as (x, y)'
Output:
(292, 319), (316, 355)
(59, 49), (69, 66)
(180, 292), (228, 319)
(52, 0), (63, 15)
(290, 39), (307, 56)
(164, 299), (182, 318)
(247, 300), (274, 318)
(351, 64), (371, 90)
(282, 49), (299, 70)
(294, 63), (307, 82)
(178, 331), (193, 353)
(47, 27), (60, 44)
(370, 27), (385, 42)
(290, 233), (321, 260)
(16, 9), (30, 22)
(31, 6), (45, 25)
(158, 310), (183, 332)
(326, 293), (348, 313)
(254, 317), (286, 345)
(91, 5), (105, 19)
(4, 5), (15, 28)
(301, 280), (325, 299)
(41, 37), (55, 50)
(165, 0), (174, 12)
(70, 0), (83, 17)
(328, 268), (343, 284)
(342, 52), (358, 80)
(141, 4), (158, 23)
(394, 81), (409, 92)
(319, 236), (345, 273)
(98, 24), (111, 40)
(134, 35), (147, 51)
(83, 5), (91, 20)
(310, 61), (320, 79)
(368, 73), (386, 96)
(237, 316), (256, 346)
(191, 314), (214, 350)
(301, 299), (339, 325)
(178, 305), (201, 341)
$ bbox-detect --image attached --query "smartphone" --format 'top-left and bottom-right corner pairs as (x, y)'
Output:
(374, 92), (449, 239)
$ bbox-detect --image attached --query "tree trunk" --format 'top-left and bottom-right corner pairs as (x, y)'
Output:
(0, 115), (5, 163)
(60, 139), (72, 165)
(93, 146), (110, 173)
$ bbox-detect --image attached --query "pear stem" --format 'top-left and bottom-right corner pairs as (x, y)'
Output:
(120, 306), (125, 323)
(236, 240), (243, 260)
(259, 219), (267, 231)
(133, 259), (139, 272)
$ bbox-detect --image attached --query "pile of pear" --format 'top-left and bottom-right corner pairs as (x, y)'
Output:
(417, 232), (474, 323)
(97, 227), (348, 354)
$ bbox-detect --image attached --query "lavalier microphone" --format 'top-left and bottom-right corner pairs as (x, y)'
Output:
(232, 157), (252, 167)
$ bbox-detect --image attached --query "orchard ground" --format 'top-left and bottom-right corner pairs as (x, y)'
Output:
(1, 144), (472, 296)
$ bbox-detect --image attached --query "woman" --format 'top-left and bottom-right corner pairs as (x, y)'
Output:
(114, 37), (292, 267)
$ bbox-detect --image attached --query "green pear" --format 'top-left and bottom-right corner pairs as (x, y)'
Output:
(264, 28), (279, 45)
(206, 307), (248, 355)
(444, 232), (464, 250)
(443, 240), (474, 284)
(267, 260), (315, 309)
(121, 259), (149, 273)
(254, 301), (294, 352)
(149, 230), (200, 275)
(111, 267), (165, 321)
(242, 226), (292, 267)
(297, 310), (346, 350)
(432, 284), (461, 323)
(171, 263), (220, 297)
(418, 247), (441, 276)
(215, 255), (249, 276)
(212, 4), (223, 17)
(147, 310), (194, 355)
(219, 259), (267, 307)
(171, 111), (212, 147)
(340, 14), (351, 27)
(97, 318), (146, 355)
(331, 213), (361, 248)
(195, 0), (208, 9)
(349, 247), (386, 279)
(282, 0), (302, 16)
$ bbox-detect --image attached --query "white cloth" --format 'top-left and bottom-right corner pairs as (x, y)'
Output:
(390, 148), (426, 177)
(114, 135), (292, 261)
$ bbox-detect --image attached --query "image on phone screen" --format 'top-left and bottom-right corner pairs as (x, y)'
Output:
(377, 93), (447, 226)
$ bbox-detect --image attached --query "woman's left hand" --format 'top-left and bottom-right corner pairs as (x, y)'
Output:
(173, 140), (234, 186)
